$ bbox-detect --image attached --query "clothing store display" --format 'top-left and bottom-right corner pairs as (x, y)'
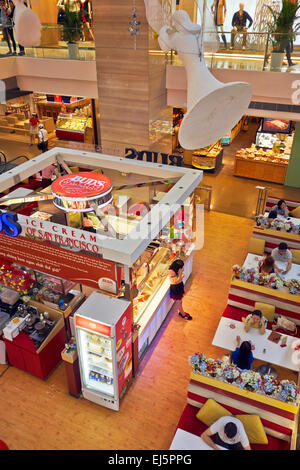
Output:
(230, 8), (253, 50)
(213, 0), (226, 26)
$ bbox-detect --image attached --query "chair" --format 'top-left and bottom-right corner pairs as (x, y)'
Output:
(291, 249), (300, 265)
(254, 302), (275, 323)
(248, 237), (265, 256)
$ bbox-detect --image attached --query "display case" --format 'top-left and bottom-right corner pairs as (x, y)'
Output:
(35, 272), (76, 296)
(56, 113), (87, 142)
(132, 247), (170, 322)
(192, 141), (223, 171)
(234, 144), (289, 184)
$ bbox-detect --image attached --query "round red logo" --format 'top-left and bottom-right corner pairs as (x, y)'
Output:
(51, 172), (112, 199)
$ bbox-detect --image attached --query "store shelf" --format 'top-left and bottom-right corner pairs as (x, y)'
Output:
(88, 362), (113, 377)
(87, 347), (112, 361)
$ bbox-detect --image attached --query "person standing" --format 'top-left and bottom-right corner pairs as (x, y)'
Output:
(0, 1), (17, 55)
(7, 0), (25, 55)
(230, 2), (253, 50)
(41, 164), (55, 188)
(29, 112), (39, 146)
(37, 124), (48, 153)
(168, 258), (192, 320)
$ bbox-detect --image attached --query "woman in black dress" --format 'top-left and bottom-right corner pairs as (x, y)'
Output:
(168, 259), (192, 320)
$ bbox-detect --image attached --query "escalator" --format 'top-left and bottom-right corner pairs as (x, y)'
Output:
(0, 152), (29, 175)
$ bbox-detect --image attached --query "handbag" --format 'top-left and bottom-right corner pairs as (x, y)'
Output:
(273, 315), (297, 335)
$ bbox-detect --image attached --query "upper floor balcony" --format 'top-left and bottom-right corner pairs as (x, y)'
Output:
(1, 26), (300, 74)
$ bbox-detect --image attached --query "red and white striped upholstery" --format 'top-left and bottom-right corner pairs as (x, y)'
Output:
(172, 372), (298, 450)
(186, 372), (298, 449)
(265, 196), (300, 214)
(228, 279), (300, 325)
(252, 227), (300, 254)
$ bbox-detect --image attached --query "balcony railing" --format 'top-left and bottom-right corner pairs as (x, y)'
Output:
(0, 26), (299, 74)
(169, 31), (300, 73)
(0, 25), (95, 61)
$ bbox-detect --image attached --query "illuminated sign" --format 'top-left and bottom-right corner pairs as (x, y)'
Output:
(51, 172), (113, 213)
(0, 211), (21, 237)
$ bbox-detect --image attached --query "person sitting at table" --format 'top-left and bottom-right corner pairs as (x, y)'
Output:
(267, 209), (278, 223)
(271, 199), (289, 218)
(258, 255), (276, 275)
(231, 336), (254, 371)
(201, 416), (251, 450)
(244, 309), (267, 335)
(271, 242), (292, 275)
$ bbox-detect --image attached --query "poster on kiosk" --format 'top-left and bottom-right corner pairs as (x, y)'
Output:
(75, 292), (132, 411)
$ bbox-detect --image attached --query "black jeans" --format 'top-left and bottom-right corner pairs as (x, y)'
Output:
(286, 41), (294, 65)
(3, 27), (16, 52)
(215, 433), (244, 450)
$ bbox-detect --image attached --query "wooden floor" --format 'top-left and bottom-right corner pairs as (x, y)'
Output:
(0, 211), (296, 451)
(1, 132), (300, 449)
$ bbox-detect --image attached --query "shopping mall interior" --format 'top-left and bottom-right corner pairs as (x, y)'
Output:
(1, 0), (300, 453)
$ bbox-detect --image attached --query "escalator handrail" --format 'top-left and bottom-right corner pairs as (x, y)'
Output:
(9, 155), (30, 165)
(0, 151), (7, 174)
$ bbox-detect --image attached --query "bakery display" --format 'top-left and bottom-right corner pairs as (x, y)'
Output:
(236, 144), (290, 165)
(192, 141), (223, 171)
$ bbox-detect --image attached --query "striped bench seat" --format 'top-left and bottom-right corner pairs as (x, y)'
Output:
(221, 304), (300, 338)
(170, 371), (298, 450)
(266, 196), (300, 214)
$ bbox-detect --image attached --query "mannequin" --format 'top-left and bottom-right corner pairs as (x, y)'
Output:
(80, 0), (94, 41)
(212, 0), (227, 49)
(230, 2), (253, 50)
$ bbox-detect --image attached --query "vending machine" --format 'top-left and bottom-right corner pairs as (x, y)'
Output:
(75, 292), (133, 410)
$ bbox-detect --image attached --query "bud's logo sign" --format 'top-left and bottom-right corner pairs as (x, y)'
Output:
(125, 148), (183, 166)
(61, 176), (105, 191)
(0, 211), (22, 237)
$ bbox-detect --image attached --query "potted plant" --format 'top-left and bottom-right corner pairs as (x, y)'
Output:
(61, 3), (83, 60)
(265, 0), (300, 70)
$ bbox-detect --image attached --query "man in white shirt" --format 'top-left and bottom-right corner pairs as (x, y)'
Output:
(201, 416), (251, 450)
(271, 242), (292, 275)
(38, 124), (48, 153)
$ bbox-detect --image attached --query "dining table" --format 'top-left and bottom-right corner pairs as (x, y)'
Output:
(243, 253), (300, 283)
(169, 428), (227, 450)
(212, 317), (300, 374)
(264, 212), (300, 227)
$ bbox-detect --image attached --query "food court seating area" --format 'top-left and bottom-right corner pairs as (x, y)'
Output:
(170, 371), (298, 450)
(170, 197), (300, 450)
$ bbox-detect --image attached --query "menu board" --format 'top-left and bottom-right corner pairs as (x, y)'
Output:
(261, 119), (292, 134)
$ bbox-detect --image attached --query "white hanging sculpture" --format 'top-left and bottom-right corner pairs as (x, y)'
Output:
(144, 1), (252, 150)
(12, 0), (41, 47)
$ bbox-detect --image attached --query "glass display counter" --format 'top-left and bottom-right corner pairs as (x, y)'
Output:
(192, 141), (223, 171)
(56, 113), (88, 142)
(132, 247), (170, 322)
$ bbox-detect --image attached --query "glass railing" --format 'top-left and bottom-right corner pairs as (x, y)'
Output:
(169, 31), (300, 73)
(0, 25), (95, 61)
(0, 25), (299, 73)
